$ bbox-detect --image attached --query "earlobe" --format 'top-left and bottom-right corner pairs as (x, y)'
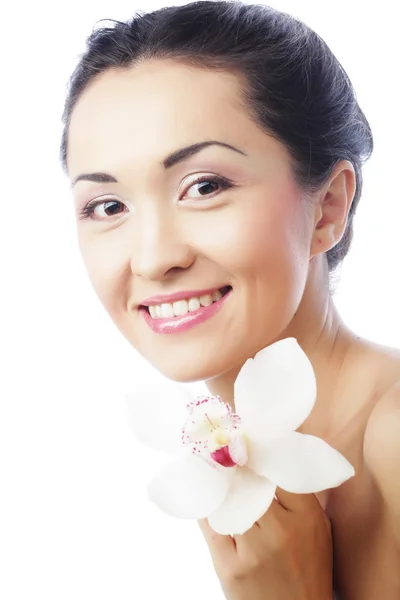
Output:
(309, 162), (356, 259)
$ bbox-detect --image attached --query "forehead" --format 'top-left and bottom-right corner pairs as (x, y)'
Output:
(67, 61), (248, 171)
(69, 59), (245, 130)
(66, 59), (292, 183)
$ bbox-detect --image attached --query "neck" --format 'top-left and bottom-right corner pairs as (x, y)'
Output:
(205, 256), (359, 439)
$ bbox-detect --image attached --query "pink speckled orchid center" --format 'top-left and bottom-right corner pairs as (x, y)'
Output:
(181, 396), (248, 468)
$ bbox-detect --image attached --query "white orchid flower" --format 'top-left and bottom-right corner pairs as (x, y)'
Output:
(125, 338), (355, 535)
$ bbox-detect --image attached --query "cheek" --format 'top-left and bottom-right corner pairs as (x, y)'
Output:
(202, 192), (310, 282)
(77, 234), (127, 314)
(225, 196), (311, 345)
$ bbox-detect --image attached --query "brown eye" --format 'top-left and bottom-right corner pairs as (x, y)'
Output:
(182, 175), (233, 200)
(78, 199), (128, 220)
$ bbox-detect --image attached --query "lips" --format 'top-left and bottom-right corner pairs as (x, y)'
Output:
(140, 285), (231, 308)
(144, 286), (231, 320)
(139, 286), (232, 334)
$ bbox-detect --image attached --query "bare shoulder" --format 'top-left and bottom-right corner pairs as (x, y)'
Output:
(353, 337), (400, 400)
(362, 344), (400, 531)
(362, 337), (400, 455)
(364, 378), (400, 461)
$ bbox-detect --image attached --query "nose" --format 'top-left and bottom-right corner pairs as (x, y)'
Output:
(130, 211), (195, 281)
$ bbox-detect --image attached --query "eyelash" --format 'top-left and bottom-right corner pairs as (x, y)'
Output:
(77, 174), (234, 221)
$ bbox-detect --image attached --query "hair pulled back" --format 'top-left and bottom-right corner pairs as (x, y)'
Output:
(60, 0), (373, 272)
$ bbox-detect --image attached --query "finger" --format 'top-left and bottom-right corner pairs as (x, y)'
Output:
(198, 518), (237, 557)
(274, 490), (332, 537)
(237, 498), (285, 541)
(229, 499), (284, 555)
(275, 488), (321, 512)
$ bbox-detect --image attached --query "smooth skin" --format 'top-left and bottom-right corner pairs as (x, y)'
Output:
(199, 490), (333, 600)
(67, 59), (400, 599)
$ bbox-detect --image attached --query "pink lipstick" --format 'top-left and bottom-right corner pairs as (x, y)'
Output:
(139, 286), (232, 334)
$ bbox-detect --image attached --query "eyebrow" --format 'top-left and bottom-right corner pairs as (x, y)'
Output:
(70, 140), (247, 189)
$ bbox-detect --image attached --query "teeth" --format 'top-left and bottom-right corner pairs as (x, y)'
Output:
(173, 300), (189, 316)
(212, 290), (222, 302)
(160, 303), (174, 318)
(147, 289), (227, 319)
(188, 297), (201, 311)
(199, 294), (213, 307)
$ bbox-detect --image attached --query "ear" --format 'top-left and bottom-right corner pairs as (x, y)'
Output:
(310, 160), (356, 259)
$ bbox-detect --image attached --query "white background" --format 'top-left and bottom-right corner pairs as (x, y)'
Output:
(1, 0), (398, 598)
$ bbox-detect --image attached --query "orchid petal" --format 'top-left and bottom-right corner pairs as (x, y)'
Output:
(148, 454), (234, 519)
(207, 467), (276, 535)
(124, 381), (193, 453)
(234, 338), (317, 440)
(247, 432), (355, 493)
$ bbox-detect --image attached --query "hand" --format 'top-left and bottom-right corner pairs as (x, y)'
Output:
(198, 489), (333, 600)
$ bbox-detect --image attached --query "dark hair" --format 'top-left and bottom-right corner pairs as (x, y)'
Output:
(60, 0), (373, 273)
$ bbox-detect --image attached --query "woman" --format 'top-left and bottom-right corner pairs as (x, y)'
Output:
(59, 1), (400, 598)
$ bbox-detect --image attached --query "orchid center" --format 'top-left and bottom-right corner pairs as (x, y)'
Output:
(210, 429), (248, 468)
(181, 395), (248, 468)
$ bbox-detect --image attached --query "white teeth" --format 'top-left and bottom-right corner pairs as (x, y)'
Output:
(147, 289), (228, 319)
(188, 297), (201, 311)
(199, 294), (213, 307)
(160, 303), (174, 318)
(212, 290), (222, 302)
(173, 300), (189, 316)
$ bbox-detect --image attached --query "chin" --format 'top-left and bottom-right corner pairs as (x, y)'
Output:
(148, 354), (229, 384)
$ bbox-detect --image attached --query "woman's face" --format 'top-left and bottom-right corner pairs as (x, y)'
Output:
(67, 60), (317, 382)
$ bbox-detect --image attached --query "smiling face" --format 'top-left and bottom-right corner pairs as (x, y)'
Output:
(67, 59), (317, 382)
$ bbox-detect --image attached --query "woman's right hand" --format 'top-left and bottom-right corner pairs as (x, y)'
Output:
(199, 489), (334, 600)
